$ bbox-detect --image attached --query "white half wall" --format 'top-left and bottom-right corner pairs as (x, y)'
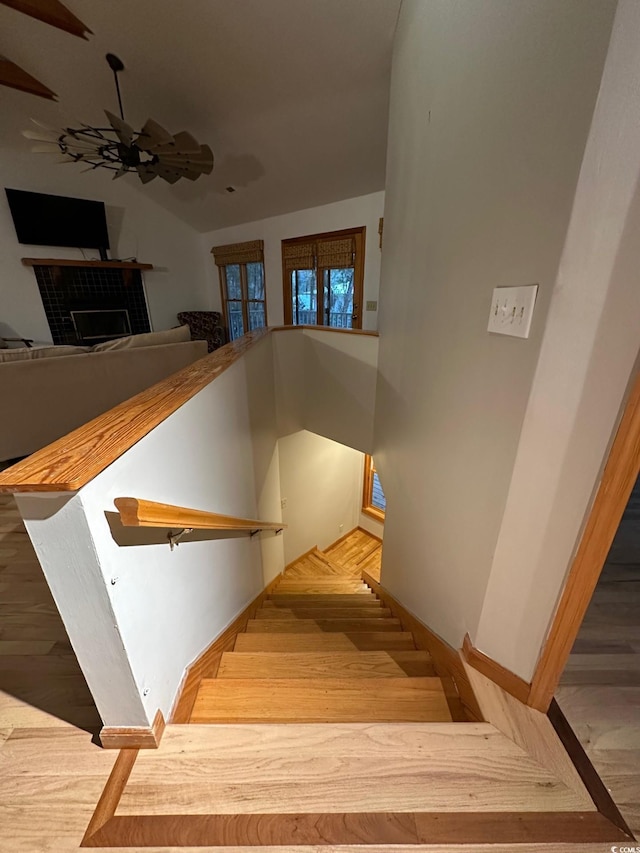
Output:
(278, 430), (366, 566)
(0, 148), (211, 343)
(16, 339), (284, 727)
(374, 0), (616, 659)
(201, 192), (385, 330)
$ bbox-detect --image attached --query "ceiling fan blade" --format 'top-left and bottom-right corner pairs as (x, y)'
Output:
(104, 110), (135, 146)
(22, 129), (61, 143)
(30, 144), (63, 153)
(136, 118), (174, 150)
(151, 164), (182, 184)
(136, 164), (158, 184)
(29, 118), (59, 132)
(152, 131), (200, 154)
(112, 165), (129, 180)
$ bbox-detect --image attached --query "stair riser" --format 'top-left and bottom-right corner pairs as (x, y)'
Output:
(245, 619), (402, 633)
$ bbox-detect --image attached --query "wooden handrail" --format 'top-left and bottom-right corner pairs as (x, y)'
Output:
(114, 497), (286, 533)
(0, 324), (377, 494)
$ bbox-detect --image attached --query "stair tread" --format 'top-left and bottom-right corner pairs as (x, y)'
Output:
(218, 651), (434, 679)
(117, 723), (594, 815)
(245, 618), (402, 633)
(234, 632), (417, 652)
(255, 607), (391, 620)
(267, 594), (380, 604)
(190, 677), (452, 723)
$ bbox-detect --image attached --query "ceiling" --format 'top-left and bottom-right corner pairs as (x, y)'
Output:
(0, 0), (400, 231)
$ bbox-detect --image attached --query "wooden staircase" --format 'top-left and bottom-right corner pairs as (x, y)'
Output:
(81, 531), (633, 848)
(189, 543), (453, 724)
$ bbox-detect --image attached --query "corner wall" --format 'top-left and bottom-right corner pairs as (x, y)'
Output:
(201, 192), (384, 331)
(278, 430), (365, 566)
(375, 0), (616, 658)
(476, 0), (640, 679)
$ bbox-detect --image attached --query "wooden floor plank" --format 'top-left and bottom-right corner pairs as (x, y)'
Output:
(190, 677), (452, 723)
(116, 723), (593, 815)
(217, 650), (434, 679)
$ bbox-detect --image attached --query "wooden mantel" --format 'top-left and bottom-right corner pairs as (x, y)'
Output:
(22, 258), (153, 271)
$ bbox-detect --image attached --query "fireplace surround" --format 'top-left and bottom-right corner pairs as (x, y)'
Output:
(24, 259), (152, 345)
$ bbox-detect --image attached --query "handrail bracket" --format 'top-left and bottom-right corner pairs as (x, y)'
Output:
(168, 528), (194, 551)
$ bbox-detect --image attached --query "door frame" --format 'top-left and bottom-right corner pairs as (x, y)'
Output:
(528, 364), (640, 710)
(282, 226), (365, 329)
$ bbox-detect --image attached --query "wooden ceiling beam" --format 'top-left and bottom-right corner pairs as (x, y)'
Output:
(0, 57), (56, 99)
(0, 0), (91, 38)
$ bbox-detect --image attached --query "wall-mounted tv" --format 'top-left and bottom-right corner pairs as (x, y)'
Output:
(5, 188), (110, 255)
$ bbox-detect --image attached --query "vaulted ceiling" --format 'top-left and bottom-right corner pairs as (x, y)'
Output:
(0, 0), (400, 231)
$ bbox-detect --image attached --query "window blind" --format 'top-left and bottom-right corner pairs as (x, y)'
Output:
(211, 240), (264, 267)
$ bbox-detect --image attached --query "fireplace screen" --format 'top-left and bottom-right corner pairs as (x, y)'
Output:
(71, 309), (132, 342)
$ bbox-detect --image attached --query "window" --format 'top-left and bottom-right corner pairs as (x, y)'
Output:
(211, 240), (267, 342)
(282, 227), (365, 329)
(362, 455), (386, 521)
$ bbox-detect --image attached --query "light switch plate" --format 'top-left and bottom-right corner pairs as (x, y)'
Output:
(487, 285), (538, 338)
(366, 300), (378, 311)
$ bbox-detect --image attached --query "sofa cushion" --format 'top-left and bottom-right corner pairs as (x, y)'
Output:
(92, 325), (191, 352)
(0, 338), (7, 349)
(0, 345), (90, 363)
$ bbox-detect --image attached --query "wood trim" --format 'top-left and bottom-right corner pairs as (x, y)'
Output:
(0, 328), (269, 493)
(547, 698), (635, 839)
(284, 544), (318, 571)
(0, 58), (56, 99)
(81, 748), (138, 844)
(362, 570), (484, 722)
(462, 633), (531, 704)
(170, 572), (282, 723)
(21, 258), (153, 270)
(324, 527), (359, 552)
(100, 709), (165, 750)
(362, 454), (386, 521)
(281, 226), (365, 329)
(0, 324), (374, 494)
(357, 525), (382, 543)
(114, 497), (286, 533)
(529, 366), (640, 711)
(272, 324), (378, 336)
(82, 810), (629, 847)
(0, 0), (92, 38)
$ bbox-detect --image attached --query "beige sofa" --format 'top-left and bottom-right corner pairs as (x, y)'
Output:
(0, 337), (208, 462)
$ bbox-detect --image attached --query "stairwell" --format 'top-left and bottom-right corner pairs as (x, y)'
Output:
(80, 529), (632, 848)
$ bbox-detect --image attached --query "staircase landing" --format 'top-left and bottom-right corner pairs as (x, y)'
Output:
(80, 530), (634, 848)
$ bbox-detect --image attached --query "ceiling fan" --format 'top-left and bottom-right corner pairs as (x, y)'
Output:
(23, 53), (214, 185)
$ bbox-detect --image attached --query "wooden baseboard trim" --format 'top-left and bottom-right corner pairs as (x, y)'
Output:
(284, 546), (317, 572)
(547, 698), (635, 840)
(361, 571), (483, 722)
(462, 633), (532, 704)
(100, 709), (165, 750)
(170, 572), (283, 723)
(324, 527), (359, 552)
(357, 525), (383, 543)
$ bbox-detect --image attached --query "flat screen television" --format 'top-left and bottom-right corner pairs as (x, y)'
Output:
(5, 188), (110, 256)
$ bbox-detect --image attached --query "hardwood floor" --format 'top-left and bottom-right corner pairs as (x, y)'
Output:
(0, 503), (633, 850)
(557, 475), (640, 836)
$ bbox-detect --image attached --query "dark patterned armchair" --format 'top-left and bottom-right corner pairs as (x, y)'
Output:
(177, 311), (226, 354)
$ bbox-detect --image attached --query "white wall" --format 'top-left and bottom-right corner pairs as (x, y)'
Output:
(476, 0), (640, 680)
(0, 148), (211, 342)
(375, 0), (616, 658)
(278, 430), (366, 565)
(13, 326), (378, 725)
(17, 338), (283, 727)
(201, 192), (385, 330)
(273, 328), (379, 454)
